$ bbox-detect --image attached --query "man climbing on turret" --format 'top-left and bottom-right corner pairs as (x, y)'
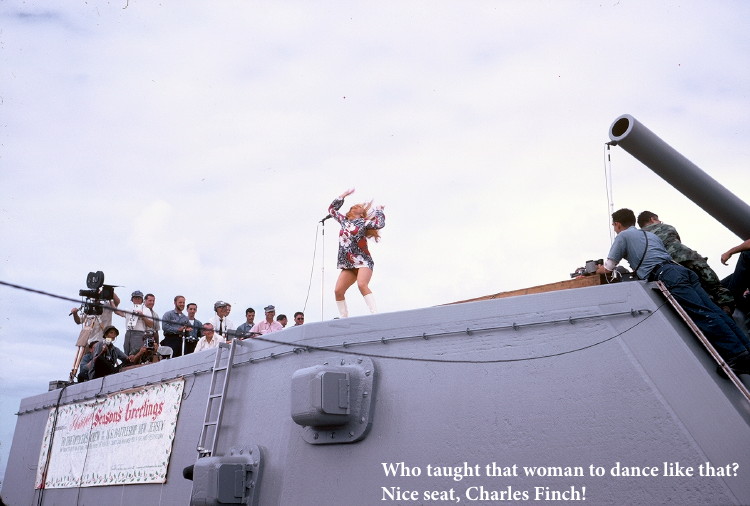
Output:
(637, 210), (734, 314)
(598, 208), (750, 376)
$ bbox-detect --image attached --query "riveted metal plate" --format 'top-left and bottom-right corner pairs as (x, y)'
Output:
(189, 444), (263, 506)
(297, 356), (375, 445)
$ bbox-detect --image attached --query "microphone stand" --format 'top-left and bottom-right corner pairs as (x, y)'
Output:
(318, 214), (333, 321)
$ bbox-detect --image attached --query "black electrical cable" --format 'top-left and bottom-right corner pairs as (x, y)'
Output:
(0, 278), (663, 366)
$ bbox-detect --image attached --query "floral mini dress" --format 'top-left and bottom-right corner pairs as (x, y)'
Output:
(328, 197), (386, 270)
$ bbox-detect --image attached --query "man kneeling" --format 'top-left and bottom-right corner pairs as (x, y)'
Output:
(88, 326), (151, 380)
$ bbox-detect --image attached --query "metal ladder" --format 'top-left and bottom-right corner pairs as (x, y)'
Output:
(655, 280), (750, 403)
(197, 339), (243, 457)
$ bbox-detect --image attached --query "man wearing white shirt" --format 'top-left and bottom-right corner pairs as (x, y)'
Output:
(195, 323), (221, 352)
(115, 290), (155, 355)
(143, 293), (160, 342)
(208, 300), (235, 340)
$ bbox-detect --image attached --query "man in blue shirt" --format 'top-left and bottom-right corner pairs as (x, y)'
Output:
(598, 208), (750, 375)
(236, 307), (256, 339)
(162, 295), (190, 357)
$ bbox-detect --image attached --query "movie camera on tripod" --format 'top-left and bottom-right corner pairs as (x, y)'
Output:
(77, 271), (117, 315)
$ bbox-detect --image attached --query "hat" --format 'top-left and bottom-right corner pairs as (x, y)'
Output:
(214, 300), (228, 311)
(264, 305), (276, 313)
(103, 325), (119, 336)
(131, 290), (144, 298)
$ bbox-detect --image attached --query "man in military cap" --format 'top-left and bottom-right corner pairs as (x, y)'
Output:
(249, 305), (284, 335)
(638, 211), (734, 314)
(89, 326), (150, 379)
(208, 300), (235, 340)
(115, 290), (156, 355)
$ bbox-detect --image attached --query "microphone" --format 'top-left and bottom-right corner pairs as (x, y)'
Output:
(320, 214), (333, 223)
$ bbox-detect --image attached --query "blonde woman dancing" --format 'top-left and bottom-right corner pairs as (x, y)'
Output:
(328, 188), (386, 317)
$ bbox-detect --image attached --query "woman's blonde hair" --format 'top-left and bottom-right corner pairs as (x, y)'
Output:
(346, 201), (381, 242)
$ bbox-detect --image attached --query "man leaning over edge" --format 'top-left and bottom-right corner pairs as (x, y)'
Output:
(597, 208), (750, 375)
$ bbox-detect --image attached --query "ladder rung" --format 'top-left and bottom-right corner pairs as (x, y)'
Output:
(197, 340), (240, 456)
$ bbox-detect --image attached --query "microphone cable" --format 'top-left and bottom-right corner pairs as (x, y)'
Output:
(604, 141), (617, 244)
(301, 222), (321, 314)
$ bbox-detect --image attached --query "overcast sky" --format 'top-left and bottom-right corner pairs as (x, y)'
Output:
(2, 0), (750, 483)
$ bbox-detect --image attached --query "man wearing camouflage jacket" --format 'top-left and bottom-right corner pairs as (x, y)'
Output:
(638, 210), (734, 314)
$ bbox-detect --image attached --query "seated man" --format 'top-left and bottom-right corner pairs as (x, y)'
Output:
(721, 239), (750, 319)
(638, 211), (734, 313)
(195, 323), (221, 352)
(89, 326), (150, 379)
(598, 209), (750, 375)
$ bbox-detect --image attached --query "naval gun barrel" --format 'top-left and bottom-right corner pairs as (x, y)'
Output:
(608, 113), (750, 240)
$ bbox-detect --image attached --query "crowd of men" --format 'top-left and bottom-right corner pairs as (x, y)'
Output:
(70, 292), (305, 382)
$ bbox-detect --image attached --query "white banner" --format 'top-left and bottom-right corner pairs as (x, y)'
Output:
(35, 379), (185, 489)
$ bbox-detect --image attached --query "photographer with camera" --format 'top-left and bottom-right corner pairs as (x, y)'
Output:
(184, 302), (202, 355)
(89, 326), (150, 380)
(115, 290), (155, 355)
(70, 286), (120, 381)
(162, 295), (191, 357)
